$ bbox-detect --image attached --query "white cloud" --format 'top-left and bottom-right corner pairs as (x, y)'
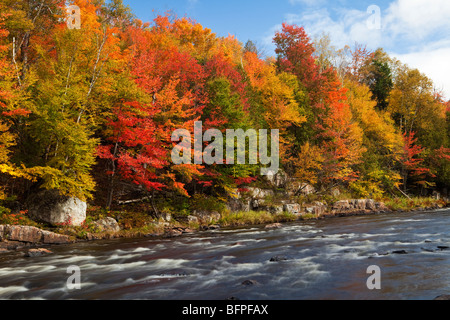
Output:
(261, 0), (450, 99)
(391, 47), (450, 99)
(384, 0), (450, 41)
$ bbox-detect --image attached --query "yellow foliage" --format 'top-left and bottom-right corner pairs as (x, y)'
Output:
(292, 142), (324, 186)
(345, 79), (403, 155)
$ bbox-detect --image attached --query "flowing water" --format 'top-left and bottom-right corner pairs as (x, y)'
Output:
(1, 210), (450, 300)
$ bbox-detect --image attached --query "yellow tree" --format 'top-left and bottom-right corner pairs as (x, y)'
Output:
(345, 79), (403, 196)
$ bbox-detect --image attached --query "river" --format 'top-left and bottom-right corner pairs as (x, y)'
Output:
(1, 210), (450, 300)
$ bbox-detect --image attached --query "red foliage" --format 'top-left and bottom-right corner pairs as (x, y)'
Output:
(402, 132), (435, 181)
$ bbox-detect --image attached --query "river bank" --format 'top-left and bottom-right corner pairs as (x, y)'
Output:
(0, 197), (448, 256)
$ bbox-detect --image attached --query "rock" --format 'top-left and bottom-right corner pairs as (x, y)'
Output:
(366, 199), (377, 211)
(264, 170), (287, 188)
(5, 225), (43, 243)
(270, 255), (288, 262)
(161, 212), (172, 222)
(41, 230), (73, 244)
(94, 217), (121, 233)
(227, 297), (240, 301)
(251, 199), (261, 210)
(434, 295), (450, 300)
(193, 211), (221, 224)
(283, 203), (302, 215)
(0, 225), (4, 241)
(2, 225), (73, 244)
(261, 205), (284, 215)
(437, 246), (450, 251)
(0, 248), (8, 254)
(202, 225), (220, 231)
(355, 199), (367, 211)
(305, 207), (314, 214)
(27, 189), (87, 226)
(165, 229), (183, 238)
(304, 202), (327, 217)
(241, 280), (259, 286)
(25, 248), (53, 257)
(226, 199), (251, 212)
(265, 223), (282, 229)
(312, 202), (327, 216)
(330, 188), (341, 197)
(432, 191), (441, 200)
(245, 188), (275, 200)
(287, 182), (315, 196)
(392, 250), (408, 255)
(187, 216), (199, 224)
(376, 202), (388, 211)
(333, 200), (351, 211)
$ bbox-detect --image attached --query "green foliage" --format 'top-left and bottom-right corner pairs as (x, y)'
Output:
(190, 194), (227, 214)
(219, 210), (297, 227)
(0, 1), (448, 224)
(383, 197), (445, 212)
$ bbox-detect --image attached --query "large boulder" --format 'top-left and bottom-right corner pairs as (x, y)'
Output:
(27, 190), (86, 227)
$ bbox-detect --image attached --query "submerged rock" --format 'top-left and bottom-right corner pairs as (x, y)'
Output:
(270, 255), (288, 262)
(265, 223), (282, 229)
(392, 250), (408, 255)
(25, 248), (53, 257)
(241, 280), (259, 286)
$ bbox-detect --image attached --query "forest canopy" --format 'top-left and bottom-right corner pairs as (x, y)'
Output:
(0, 0), (449, 212)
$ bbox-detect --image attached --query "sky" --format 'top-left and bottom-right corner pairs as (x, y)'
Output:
(122, 0), (450, 99)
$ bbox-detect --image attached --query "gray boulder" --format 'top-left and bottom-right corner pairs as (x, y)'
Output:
(27, 190), (86, 227)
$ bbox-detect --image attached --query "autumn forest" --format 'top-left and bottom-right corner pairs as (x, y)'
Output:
(1, 0), (450, 222)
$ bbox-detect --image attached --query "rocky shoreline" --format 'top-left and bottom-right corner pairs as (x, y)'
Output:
(0, 197), (447, 256)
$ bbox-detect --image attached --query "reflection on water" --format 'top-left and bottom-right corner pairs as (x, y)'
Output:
(1, 210), (450, 300)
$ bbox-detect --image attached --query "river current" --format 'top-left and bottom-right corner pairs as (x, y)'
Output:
(1, 210), (450, 300)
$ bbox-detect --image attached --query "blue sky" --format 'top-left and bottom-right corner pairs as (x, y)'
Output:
(123, 0), (450, 99)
